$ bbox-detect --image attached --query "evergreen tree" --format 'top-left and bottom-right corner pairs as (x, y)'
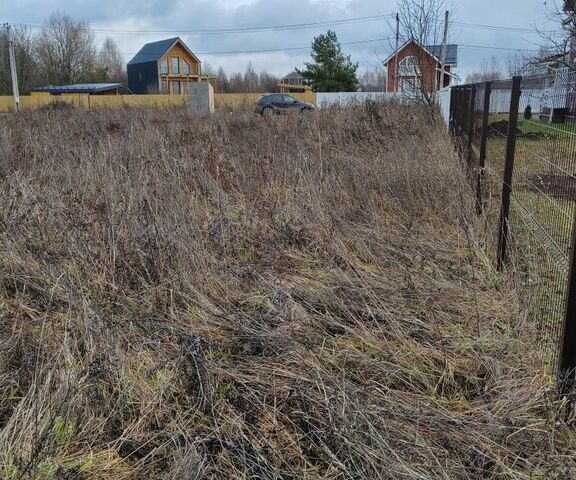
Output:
(298, 30), (358, 92)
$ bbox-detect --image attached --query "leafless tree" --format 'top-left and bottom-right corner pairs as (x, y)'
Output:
(465, 56), (504, 83)
(534, 1), (576, 68)
(258, 71), (279, 92)
(243, 62), (259, 93)
(35, 12), (96, 85)
(0, 25), (38, 95)
(228, 72), (245, 93)
(504, 50), (550, 77)
(391, 0), (450, 117)
(96, 37), (125, 83)
(359, 68), (387, 91)
(202, 62), (216, 76)
(215, 67), (279, 93)
(215, 67), (229, 92)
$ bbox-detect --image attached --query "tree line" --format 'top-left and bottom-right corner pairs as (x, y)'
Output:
(0, 13), (125, 95)
(1, 14), (381, 96)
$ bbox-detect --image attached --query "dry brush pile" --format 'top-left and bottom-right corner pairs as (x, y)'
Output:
(0, 103), (574, 479)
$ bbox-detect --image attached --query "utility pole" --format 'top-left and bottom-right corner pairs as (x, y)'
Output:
(394, 13), (400, 93)
(438, 10), (449, 92)
(6, 24), (20, 112)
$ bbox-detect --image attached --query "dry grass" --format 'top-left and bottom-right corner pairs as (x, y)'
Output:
(0, 102), (574, 479)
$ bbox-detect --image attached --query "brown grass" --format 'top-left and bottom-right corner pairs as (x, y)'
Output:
(0, 102), (573, 479)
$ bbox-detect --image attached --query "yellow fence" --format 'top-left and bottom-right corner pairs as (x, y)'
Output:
(215, 92), (316, 110)
(0, 91), (317, 113)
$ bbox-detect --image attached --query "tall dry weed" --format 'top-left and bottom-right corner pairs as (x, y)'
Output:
(0, 103), (572, 479)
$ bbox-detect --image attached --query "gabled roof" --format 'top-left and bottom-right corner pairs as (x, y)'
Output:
(425, 44), (458, 65)
(128, 37), (201, 65)
(383, 40), (458, 66)
(33, 83), (123, 94)
(282, 71), (304, 80)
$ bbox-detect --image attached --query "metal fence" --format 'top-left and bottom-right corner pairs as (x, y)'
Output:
(449, 70), (576, 391)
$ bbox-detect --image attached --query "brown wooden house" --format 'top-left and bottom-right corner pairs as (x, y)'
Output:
(383, 40), (458, 93)
(277, 71), (312, 93)
(127, 37), (214, 94)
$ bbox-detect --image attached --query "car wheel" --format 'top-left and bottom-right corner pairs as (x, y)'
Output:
(262, 106), (274, 116)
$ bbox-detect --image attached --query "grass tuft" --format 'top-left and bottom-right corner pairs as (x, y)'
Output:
(0, 103), (574, 478)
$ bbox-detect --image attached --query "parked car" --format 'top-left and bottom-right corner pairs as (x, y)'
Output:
(253, 94), (316, 115)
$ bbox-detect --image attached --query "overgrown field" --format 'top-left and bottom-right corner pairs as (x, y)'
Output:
(0, 103), (574, 479)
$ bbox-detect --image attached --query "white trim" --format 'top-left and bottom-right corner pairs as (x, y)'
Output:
(383, 39), (438, 66)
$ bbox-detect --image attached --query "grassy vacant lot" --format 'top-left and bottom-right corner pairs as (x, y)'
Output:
(0, 103), (575, 479)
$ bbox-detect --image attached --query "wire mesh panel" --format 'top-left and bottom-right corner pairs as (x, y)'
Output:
(449, 71), (576, 375)
(509, 72), (576, 369)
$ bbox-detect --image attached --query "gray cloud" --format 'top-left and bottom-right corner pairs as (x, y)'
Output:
(3, 0), (550, 78)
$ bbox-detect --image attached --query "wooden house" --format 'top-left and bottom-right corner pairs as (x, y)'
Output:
(277, 71), (312, 93)
(128, 37), (214, 94)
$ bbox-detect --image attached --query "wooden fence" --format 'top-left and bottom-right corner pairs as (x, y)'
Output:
(0, 92), (317, 113)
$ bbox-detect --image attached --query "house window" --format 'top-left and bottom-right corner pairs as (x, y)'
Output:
(160, 59), (168, 74)
(172, 81), (181, 94)
(401, 78), (420, 93)
(161, 79), (168, 94)
(399, 55), (419, 76)
(183, 61), (191, 75)
(172, 57), (180, 74)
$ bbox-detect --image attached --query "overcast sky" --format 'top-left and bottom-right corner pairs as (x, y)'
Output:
(1, 0), (555, 80)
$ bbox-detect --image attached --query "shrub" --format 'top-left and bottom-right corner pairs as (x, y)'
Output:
(524, 104), (532, 120)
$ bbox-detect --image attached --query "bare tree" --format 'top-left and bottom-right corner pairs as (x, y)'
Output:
(391, 0), (449, 116)
(202, 62), (216, 76)
(359, 68), (387, 91)
(259, 71), (279, 92)
(216, 67), (278, 93)
(228, 72), (245, 93)
(533, 1), (576, 70)
(96, 37), (125, 83)
(504, 50), (550, 77)
(35, 12), (96, 85)
(216, 67), (229, 92)
(0, 25), (38, 95)
(465, 56), (503, 83)
(243, 62), (259, 93)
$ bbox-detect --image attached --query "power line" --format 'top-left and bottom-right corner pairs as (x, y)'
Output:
(8, 16), (556, 37)
(459, 43), (539, 52)
(451, 20), (557, 34)
(118, 37), (392, 56)
(4, 15), (548, 57)
(112, 40), (538, 58)
(11, 14), (393, 36)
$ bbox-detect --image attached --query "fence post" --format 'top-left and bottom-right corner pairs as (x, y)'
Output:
(477, 81), (492, 214)
(496, 76), (522, 271)
(559, 217), (576, 395)
(449, 87), (455, 137)
(467, 84), (477, 167)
